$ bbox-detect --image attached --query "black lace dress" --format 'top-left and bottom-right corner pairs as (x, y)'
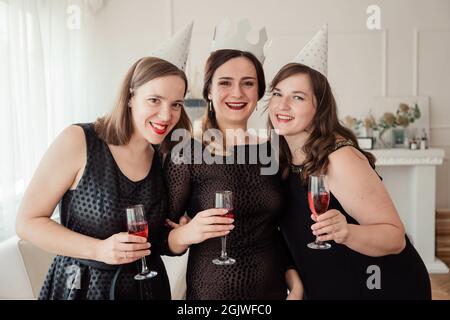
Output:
(39, 123), (172, 300)
(279, 141), (431, 300)
(164, 139), (289, 300)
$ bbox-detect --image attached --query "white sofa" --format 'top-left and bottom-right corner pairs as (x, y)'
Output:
(0, 236), (188, 300)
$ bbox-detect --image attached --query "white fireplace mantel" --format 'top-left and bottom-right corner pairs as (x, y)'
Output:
(371, 148), (448, 273)
(372, 148), (445, 166)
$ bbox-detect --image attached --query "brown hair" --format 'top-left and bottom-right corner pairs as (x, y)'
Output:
(268, 63), (376, 181)
(200, 49), (266, 133)
(95, 56), (192, 153)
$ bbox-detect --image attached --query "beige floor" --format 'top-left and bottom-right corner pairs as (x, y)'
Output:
(430, 273), (450, 300)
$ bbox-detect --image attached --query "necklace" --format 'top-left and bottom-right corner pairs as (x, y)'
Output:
(290, 164), (303, 173)
(291, 146), (305, 174)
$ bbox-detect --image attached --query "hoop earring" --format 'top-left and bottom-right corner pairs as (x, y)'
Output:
(208, 100), (212, 112)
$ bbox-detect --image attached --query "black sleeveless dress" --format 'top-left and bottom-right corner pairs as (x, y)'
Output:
(164, 139), (289, 300)
(279, 141), (431, 300)
(39, 123), (172, 300)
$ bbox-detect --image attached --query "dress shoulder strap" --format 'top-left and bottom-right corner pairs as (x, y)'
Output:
(332, 139), (355, 152)
(74, 123), (98, 151)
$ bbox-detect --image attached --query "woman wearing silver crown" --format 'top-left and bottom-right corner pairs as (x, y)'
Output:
(267, 25), (431, 299)
(164, 19), (301, 300)
(15, 24), (209, 300)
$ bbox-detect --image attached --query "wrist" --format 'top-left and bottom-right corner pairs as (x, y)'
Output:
(175, 225), (191, 247)
(168, 227), (190, 254)
(90, 238), (102, 261)
(342, 223), (355, 246)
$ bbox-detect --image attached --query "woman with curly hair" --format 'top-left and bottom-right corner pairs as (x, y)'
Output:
(267, 25), (431, 300)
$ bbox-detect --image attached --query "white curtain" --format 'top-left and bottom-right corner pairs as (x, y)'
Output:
(0, 0), (100, 241)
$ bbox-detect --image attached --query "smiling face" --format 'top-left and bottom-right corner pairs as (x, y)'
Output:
(129, 75), (185, 144)
(269, 72), (317, 137)
(208, 56), (259, 128)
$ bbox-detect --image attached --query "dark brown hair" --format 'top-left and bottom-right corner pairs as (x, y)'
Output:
(201, 49), (266, 132)
(268, 63), (376, 180)
(95, 56), (192, 153)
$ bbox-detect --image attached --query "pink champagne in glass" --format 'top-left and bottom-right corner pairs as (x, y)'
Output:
(126, 204), (157, 280)
(224, 210), (234, 219)
(212, 191), (235, 265)
(308, 192), (330, 216)
(128, 221), (148, 239)
(307, 175), (332, 250)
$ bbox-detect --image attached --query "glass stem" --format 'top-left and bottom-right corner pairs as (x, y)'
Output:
(140, 257), (149, 274)
(315, 236), (323, 246)
(220, 235), (228, 259)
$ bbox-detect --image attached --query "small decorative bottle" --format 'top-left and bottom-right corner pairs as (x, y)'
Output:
(420, 129), (428, 150)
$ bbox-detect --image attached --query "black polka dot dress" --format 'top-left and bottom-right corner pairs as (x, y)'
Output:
(164, 139), (289, 300)
(39, 123), (172, 300)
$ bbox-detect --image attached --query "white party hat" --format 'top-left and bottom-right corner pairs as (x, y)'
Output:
(150, 22), (194, 71)
(293, 24), (328, 77)
(211, 18), (268, 63)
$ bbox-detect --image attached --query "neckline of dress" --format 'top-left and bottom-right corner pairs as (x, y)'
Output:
(105, 143), (156, 184)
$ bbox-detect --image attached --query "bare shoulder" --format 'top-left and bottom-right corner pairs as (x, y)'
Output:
(58, 125), (86, 147)
(327, 146), (373, 178)
(329, 145), (367, 162)
(46, 125), (86, 171)
(16, 126), (88, 224)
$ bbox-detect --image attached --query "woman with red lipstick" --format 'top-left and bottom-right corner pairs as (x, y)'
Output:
(164, 49), (301, 300)
(15, 57), (195, 300)
(267, 26), (431, 299)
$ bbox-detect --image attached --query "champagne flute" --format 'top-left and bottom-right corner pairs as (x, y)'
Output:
(126, 204), (157, 280)
(212, 191), (236, 265)
(307, 175), (331, 250)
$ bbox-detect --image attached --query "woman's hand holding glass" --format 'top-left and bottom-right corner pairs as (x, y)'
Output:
(166, 208), (234, 246)
(95, 232), (151, 265)
(311, 209), (350, 244)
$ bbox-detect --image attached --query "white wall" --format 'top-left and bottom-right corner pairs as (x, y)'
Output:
(85, 0), (450, 208)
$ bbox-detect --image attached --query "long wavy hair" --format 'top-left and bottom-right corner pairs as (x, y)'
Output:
(268, 63), (376, 181)
(95, 56), (192, 153)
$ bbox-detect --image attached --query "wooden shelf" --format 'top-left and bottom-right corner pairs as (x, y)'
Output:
(437, 209), (450, 267)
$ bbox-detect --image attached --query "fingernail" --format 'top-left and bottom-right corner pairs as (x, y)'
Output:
(223, 209), (228, 214)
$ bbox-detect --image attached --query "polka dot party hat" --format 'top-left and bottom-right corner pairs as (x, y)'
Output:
(293, 24), (328, 77)
(150, 22), (194, 71)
